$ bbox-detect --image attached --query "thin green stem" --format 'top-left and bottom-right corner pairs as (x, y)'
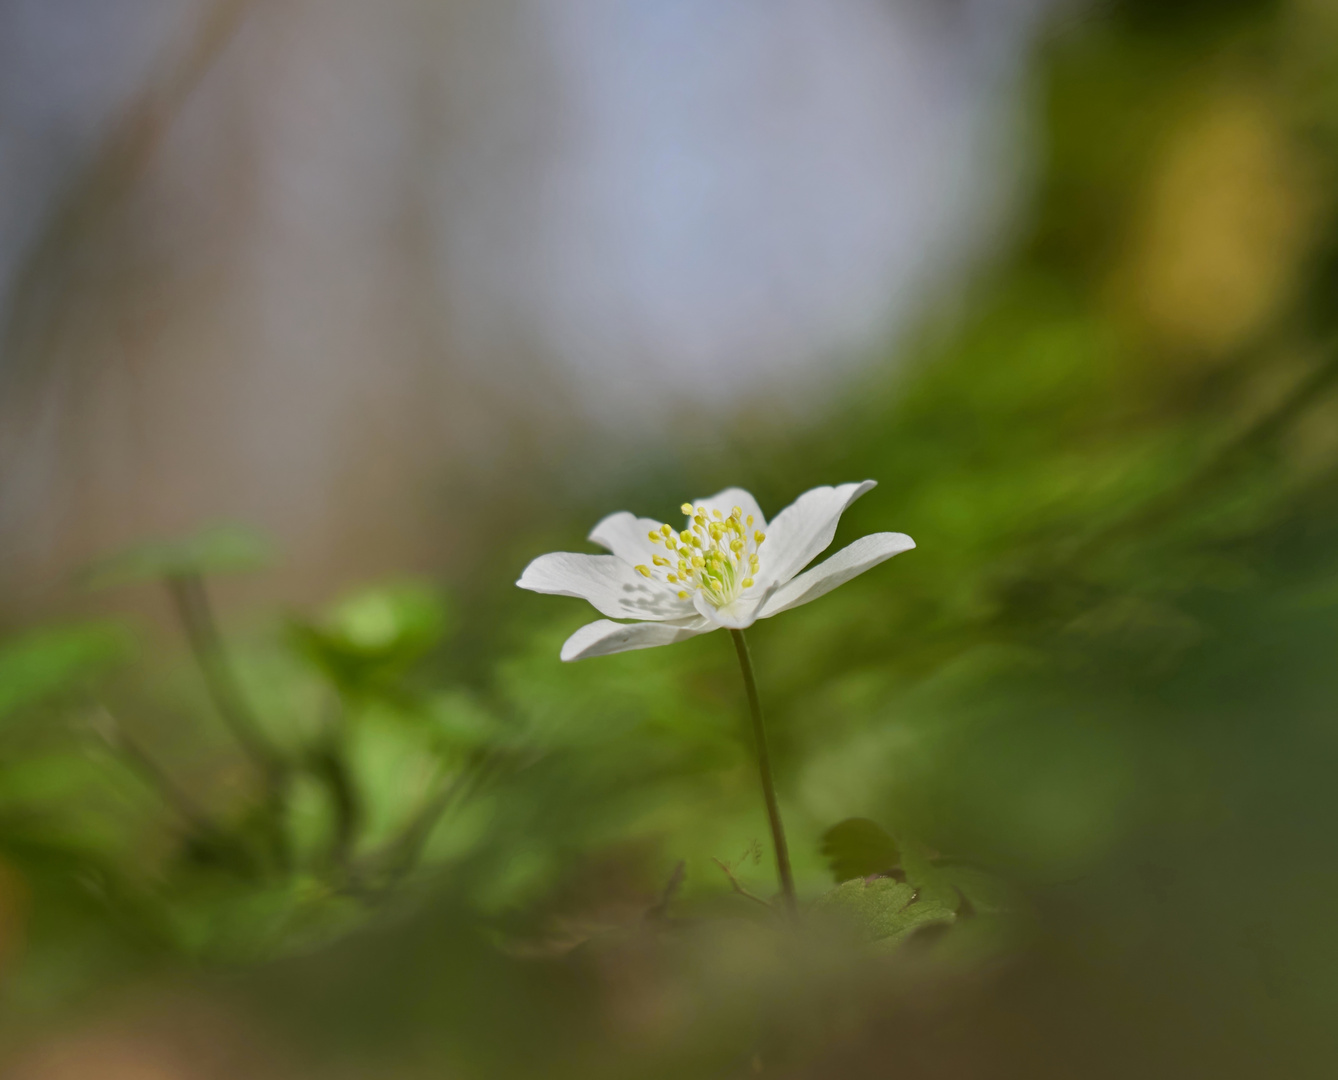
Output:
(165, 571), (290, 869)
(165, 572), (281, 781)
(729, 628), (796, 914)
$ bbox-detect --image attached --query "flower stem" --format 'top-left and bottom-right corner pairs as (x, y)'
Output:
(729, 628), (796, 914)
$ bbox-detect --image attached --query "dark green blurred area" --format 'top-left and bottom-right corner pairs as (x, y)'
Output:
(5, 0), (1338, 1076)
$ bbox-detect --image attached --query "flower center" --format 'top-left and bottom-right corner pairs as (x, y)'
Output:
(633, 503), (766, 610)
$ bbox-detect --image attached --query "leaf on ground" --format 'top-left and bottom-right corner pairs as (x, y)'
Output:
(820, 818), (900, 882)
(901, 842), (961, 912)
(812, 876), (956, 948)
(873, 899), (959, 951)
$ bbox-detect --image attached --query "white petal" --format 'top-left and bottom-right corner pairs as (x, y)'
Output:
(758, 532), (915, 618)
(560, 616), (714, 661)
(692, 582), (780, 630)
(761, 481), (877, 587)
(588, 511), (666, 565)
(689, 487), (768, 531)
(517, 552), (693, 621)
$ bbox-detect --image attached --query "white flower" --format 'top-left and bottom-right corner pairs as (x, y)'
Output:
(517, 481), (914, 661)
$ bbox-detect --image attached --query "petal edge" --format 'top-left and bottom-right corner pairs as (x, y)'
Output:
(758, 532), (914, 619)
(518, 552), (693, 621)
(560, 617), (714, 661)
(761, 481), (878, 587)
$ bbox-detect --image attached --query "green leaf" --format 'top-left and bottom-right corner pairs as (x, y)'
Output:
(290, 582), (451, 695)
(874, 900), (959, 951)
(813, 876), (914, 932)
(0, 623), (134, 722)
(820, 818), (900, 882)
(86, 525), (270, 587)
(900, 842), (961, 913)
(811, 876), (957, 947)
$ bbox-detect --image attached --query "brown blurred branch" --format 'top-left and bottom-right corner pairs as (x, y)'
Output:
(645, 859), (686, 921)
(0, 0), (260, 382)
(712, 857), (771, 908)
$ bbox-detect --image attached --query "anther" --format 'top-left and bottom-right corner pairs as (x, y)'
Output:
(742, 577), (754, 589)
(678, 590), (690, 599)
(634, 565), (651, 578)
(648, 531), (662, 544)
(681, 503), (694, 515)
(754, 531), (766, 544)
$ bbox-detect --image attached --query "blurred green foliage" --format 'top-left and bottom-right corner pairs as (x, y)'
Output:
(82, 524), (271, 587)
(5, 0), (1338, 1076)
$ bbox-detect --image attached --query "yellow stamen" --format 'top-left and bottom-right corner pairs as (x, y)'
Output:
(637, 494), (768, 611)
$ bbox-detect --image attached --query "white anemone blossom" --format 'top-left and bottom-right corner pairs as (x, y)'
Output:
(518, 481), (914, 661)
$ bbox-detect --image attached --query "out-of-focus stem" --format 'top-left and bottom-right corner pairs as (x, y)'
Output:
(311, 726), (360, 873)
(92, 705), (259, 876)
(165, 571), (289, 868)
(729, 628), (796, 914)
(165, 572), (280, 781)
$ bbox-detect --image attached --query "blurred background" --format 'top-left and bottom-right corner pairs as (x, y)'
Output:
(2, 0), (1338, 1075)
